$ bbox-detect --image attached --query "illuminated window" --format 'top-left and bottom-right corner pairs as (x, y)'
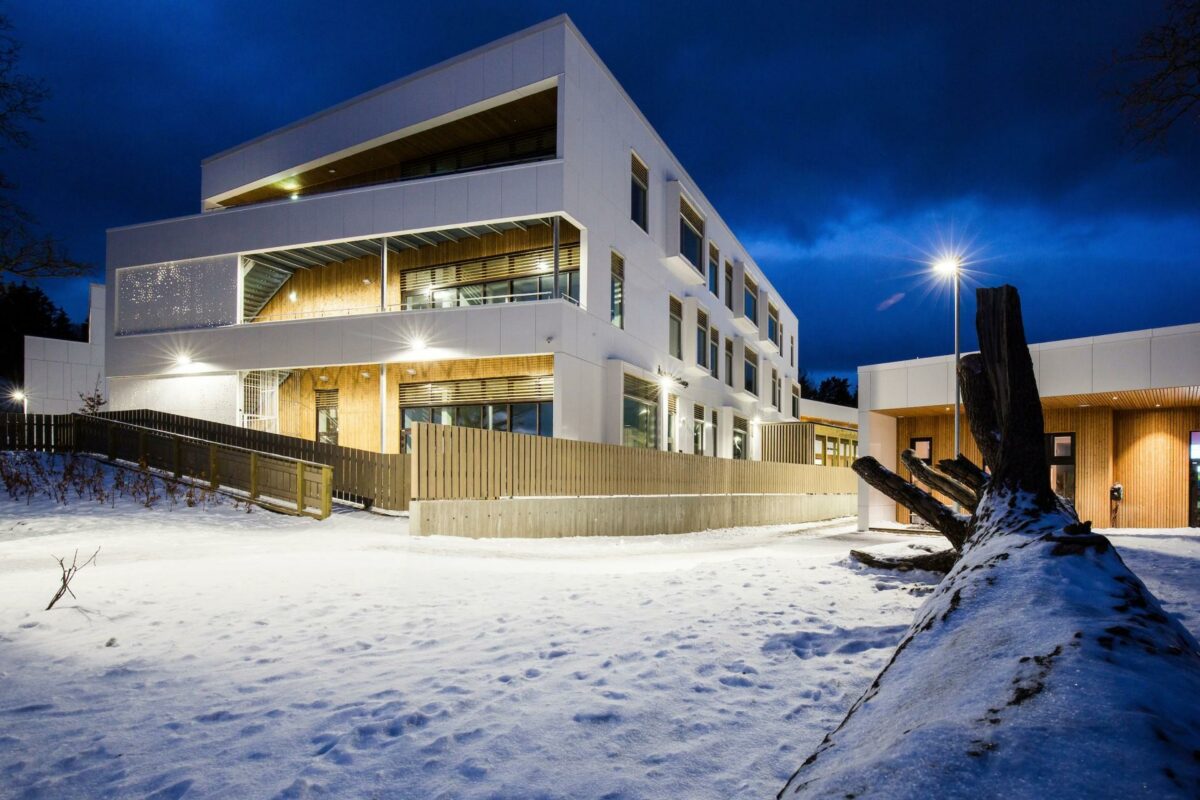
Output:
(631, 153), (649, 231)
(668, 296), (683, 359)
(1045, 433), (1076, 502)
(696, 309), (709, 369)
(610, 251), (625, 329)
(679, 197), (705, 271)
(1191, 431), (1200, 460)
(732, 416), (749, 460)
(623, 374), (659, 449)
(316, 389), (339, 445)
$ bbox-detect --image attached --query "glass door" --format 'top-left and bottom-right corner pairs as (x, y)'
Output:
(1190, 432), (1200, 528)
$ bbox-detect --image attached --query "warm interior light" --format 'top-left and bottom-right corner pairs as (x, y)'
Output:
(319, 374), (329, 382)
(289, 192), (300, 200)
(281, 179), (300, 192)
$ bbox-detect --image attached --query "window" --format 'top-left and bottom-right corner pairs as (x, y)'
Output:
(732, 416), (749, 460)
(668, 296), (683, 359)
(696, 309), (709, 369)
(622, 374), (659, 449)
(1191, 431), (1200, 460)
(708, 327), (720, 379)
(666, 394), (678, 452)
(631, 153), (648, 231)
(679, 197), (705, 271)
(1045, 433), (1076, 502)
(768, 305), (780, 350)
(693, 405), (706, 456)
(708, 243), (720, 297)
(744, 347), (758, 395)
(790, 335), (795, 368)
(771, 369), (781, 410)
(315, 389), (339, 445)
(711, 410), (719, 454)
(909, 437), (933, 467)
(791, 385), (800, 418)
(400, 401), (553, 451)
(743, 274), (758, 324)
(724, 338), (733, 387)
(405, 271), (580, 309)
(610, 251), (625, 329)
(723, 262), (734, 311)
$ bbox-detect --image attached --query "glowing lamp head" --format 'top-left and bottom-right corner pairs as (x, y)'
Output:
(175, 354), (192, 367)
(933, 256), (962, 275)
(288, 290), (298, 303)
(11, 390), (26, 402)
(410, 337), (427, 353)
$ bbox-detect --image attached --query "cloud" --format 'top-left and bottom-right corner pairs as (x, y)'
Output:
(876, 292), (906, 311)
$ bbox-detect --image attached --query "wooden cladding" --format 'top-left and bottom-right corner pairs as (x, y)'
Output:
(409, 422), (857, 501)
(760, 421), (816, 465)
(894, 404), (1200, 528)
(399, 242), (581, 297)
(397, 375), (553, 407)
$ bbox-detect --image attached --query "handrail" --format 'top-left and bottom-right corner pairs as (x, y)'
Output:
(85, 415), (329, 469)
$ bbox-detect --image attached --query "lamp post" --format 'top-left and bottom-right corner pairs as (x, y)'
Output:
(12, 390), (28, 414)
(933, 256), (962, 511)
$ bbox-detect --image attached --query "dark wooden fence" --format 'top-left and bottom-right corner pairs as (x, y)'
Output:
(2, 413), (332, 519)
(96, 410), (409, 512)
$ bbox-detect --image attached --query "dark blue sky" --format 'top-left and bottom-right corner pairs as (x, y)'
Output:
(10, 1), (1199, 380)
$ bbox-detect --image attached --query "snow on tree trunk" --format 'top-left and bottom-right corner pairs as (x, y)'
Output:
(779, 286), (1200, 798)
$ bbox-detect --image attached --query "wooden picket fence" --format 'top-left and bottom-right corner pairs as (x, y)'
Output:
(409, 422), (857, 501)
(1, 413), (332, 518)
(96, 410), (409, 512)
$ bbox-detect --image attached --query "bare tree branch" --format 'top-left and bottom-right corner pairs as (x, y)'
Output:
(1112, 0), (1200, 148)
(900, 449), (978, 511)
(45, 546), (100, 611)
(936, 455), (989, 495)
(852, 456), (968, 549)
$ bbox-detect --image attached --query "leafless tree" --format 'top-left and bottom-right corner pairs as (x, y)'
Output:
(1114, 0), (1200, 148)
(0, 15), (88, 278)
(78, 376), (106, 414)
(45, 546), (100, 610)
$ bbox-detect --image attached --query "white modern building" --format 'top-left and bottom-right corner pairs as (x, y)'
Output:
(101, 16), (830, 459)
(858, 322), (1200, 530)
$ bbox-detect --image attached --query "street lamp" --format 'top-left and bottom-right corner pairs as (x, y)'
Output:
(933, 255), (962, 511)
(11, 389), (28, 414)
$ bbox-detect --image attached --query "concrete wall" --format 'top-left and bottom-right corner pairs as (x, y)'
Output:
(108, 373), (239, 425)
(410, 492), (857, 538)
(22, 284), (106, 414)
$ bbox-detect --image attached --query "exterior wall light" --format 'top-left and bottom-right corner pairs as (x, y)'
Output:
(288, 290), (298, 302)
(175, 354), (192, 367)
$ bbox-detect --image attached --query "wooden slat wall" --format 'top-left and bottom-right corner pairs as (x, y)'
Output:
(410, 422), (857, 501)
(895, 408), (1114, 525)
(1113, 407), (1200, 528)
(760, 422), (815, 464)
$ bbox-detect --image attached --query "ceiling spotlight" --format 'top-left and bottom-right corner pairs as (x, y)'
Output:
(281, 179), (300, 191)
(406, 368), (416, 376)
(319, 374), (329, 382)
(360, 371), (371, 379)
(362, 277), (372, 285)
(290, 192), (300, 200)
(288, 290), (298, 302)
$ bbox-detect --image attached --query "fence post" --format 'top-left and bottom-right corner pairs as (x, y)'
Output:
(320, 465), (333, 519)
(296, 461), (306, 515)
(209, 443), (220, 490)
(249, 452), (259, 500)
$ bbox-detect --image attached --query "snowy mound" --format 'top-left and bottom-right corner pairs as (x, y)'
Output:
(780, 490), (1200, 799)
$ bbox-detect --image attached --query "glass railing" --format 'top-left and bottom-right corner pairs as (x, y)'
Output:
(245, 291), (580, 324)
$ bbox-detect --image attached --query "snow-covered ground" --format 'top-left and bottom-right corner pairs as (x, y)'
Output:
(0, 462), (1196, 799)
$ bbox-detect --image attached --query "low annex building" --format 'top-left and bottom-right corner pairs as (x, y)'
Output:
(98, 15), (852, 460)
(857, 322), (1200, 530)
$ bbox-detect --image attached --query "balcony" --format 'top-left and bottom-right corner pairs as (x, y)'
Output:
(241, 217), (581, 325)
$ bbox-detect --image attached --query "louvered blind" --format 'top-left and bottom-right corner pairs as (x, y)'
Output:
(697, 309), (708, 329)
(669, 296), (682, 318)
(315, 389), (339, 409)
(623, 374), (659, 403)
(611, 250), (624, 279)
(397, 375), (553, 406)
(693, 404), (705, 421)
(400, 243), (580, 296)
(680, 196), (704, 233)
(709, 242), (719, 262)
(667, 394), (678, 415)
(631, 153), (649, 185)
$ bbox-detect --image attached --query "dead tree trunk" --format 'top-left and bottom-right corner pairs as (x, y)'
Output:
(780, 286), (1200, 798)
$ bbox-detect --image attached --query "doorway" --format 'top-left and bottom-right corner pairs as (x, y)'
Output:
(1190, 432), (1200, 528)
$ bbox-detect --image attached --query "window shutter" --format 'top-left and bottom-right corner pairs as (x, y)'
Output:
(631, 153), (649, 185)
(398, 375), (553, 406)
(611, 251), (624, 280)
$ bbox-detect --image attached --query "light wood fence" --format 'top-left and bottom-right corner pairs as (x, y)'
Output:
(2, 413), (332, 518)
(97, 410), (409, 512)
(410, 422), (857, 501)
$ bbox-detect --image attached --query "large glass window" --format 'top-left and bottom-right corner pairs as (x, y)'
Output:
(400, 401), (553, 451)
(610, 251), (625, 329)
(406, 270), (579, 309)
(622, 375), (659, 449)
(1046, 432), (1076, 502)
(708, 244), (720, 297)
(709, 327), (720, 379)
(771, 369), (781, 410)
(1190, 430), (1200, 460)
(732, 416), (749, 460)
(744, 348), (758, 395)
(669, 297), (683, 360)
(791, 385), (800, 418)
(316, 389), (339, 445)
(693, 406), (706, 456)
(768, 305), (780, 351)
(696, 310), (709, 369)
(724, 338), (734, 387)
(679, 198), (704, 271)
(631, 153), (649, 231)
(723, 261), (734, 311)
(743, 275), (758, 324)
